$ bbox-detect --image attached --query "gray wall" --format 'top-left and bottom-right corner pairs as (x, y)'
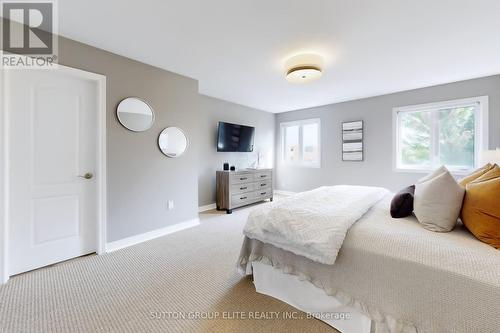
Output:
(275, 75), (500, 193)
(59, 37), (201, 242)
(57, 37), (275, 242)
(197, 96), (275, 206)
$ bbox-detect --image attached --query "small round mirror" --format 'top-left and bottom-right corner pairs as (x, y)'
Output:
(158, 127), (188, 158)
(117, 97), (155, 132)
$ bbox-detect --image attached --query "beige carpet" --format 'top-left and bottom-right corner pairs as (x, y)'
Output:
(0, 203), (337, 333)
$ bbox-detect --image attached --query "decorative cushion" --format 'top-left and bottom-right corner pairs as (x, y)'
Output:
(414, 166), (465, 232)
(461, 165), (500, 249)
(458, 163), (493, 187)
(418, 165), (447, 183)
(390, 185), (415, 218)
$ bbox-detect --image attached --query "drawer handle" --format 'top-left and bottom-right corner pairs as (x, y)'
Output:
(261, 192), (266, 195)
(240, 196), (247, 200)
(240, 177), (247, 181)
(260, 183), (266, 187)
(240, 186), (247, 190)
(260, 175), (266, 178)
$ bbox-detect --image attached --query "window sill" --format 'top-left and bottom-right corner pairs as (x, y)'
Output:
(394, 167), (472, 176)
(282, 163), (321, 169)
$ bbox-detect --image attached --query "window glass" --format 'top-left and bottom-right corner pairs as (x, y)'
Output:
(284, 125), (299, 163)
(281, 119), (320, 167)
(437, 106), (475, 169)
(399, 111), (431, 168)
(302, 123), (319, 164)
(395, 98), (484, 172)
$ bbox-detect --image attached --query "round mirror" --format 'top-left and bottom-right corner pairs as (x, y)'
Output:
(158, 127), (188, 158)
(117, 97), (155, 132)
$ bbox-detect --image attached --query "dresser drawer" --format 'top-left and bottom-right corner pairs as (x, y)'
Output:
(256, 180), (271, 190)
(217, 169), (274, 213)
(231, 182), (255, 194)
(231, 193), (252, 206)
(254, 171), (272, 181)
(230, 173), (253, 184)
(254, 189), (272, 200)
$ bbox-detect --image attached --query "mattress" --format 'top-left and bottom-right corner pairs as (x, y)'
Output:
(238, 196), (500, 333)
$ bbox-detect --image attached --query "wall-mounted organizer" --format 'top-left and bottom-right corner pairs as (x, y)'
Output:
(342, 121), (363, 161)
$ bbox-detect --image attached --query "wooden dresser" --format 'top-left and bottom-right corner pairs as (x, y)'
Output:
(216, 169), (273, 214)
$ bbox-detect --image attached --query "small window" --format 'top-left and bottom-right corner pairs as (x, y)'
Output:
(281, 118), (321, 167)
(393, 97), (488, 173)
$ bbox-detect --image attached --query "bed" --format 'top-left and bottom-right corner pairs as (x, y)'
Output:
(238, 191), (500, 333)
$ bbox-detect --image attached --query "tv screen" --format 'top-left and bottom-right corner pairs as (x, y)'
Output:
(217, 122), (255, 152)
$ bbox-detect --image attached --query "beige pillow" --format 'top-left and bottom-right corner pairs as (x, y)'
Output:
(414, 166), (465, 232)
(417, 165), (447, 183)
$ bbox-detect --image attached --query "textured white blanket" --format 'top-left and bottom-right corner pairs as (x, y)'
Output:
(243, 185), (389, 264)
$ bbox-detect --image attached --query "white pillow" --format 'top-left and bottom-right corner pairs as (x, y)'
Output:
(414, 167), (465, 232)
(417, 165), (447, 183)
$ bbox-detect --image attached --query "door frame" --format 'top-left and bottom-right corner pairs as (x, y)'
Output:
(0, 64), (107, 284)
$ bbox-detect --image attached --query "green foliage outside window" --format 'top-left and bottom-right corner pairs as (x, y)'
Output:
(400, 106), (475, 169)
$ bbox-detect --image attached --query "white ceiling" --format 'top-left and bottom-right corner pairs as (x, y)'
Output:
(58, 0), (500, 113)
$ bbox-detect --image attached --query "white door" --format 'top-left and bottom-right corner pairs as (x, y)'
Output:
(7, 68), (100, 275)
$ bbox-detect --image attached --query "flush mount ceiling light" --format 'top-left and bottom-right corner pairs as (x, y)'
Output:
(286, 66), (322, 83)
(285, 53), (324, 84)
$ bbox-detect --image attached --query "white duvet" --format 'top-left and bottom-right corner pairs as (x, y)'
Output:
(243, 185), (389, 265)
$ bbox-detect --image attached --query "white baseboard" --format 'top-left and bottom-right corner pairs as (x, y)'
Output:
(105, 218), (200, 253)
(198, 203), (216, 212)
(274, 190), (296, 196)
(198, 192), (294, 214)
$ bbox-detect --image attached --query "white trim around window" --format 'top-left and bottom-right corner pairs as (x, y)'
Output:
(392, 96), (489, 174)
(280, 118), (321, 168)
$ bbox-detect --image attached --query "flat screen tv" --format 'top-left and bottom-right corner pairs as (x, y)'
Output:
(217, 122), (255, 152)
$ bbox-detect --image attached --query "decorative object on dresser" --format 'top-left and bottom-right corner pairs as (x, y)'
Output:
(342, 120), (363, 161)
(223, 163), (229, 171)
(216, 169), (273, 214)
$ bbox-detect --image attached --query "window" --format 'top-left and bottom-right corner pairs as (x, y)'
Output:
(281, 118), (321, 167)
(394, 96), (488, 173)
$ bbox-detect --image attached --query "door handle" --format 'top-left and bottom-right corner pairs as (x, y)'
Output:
(78, 172), (93, 180)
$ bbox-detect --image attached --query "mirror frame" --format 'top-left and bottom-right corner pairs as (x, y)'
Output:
(158, 127), (189, 158)
(116, 97), (156, 132)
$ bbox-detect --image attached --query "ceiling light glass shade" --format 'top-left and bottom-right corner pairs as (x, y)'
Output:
(284, 53), (324, 84)
(286, 66), (322, 83)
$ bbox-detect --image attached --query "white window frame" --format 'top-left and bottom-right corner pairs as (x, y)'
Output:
(393, 96), (489, 174)
(280, 118), (321, 168)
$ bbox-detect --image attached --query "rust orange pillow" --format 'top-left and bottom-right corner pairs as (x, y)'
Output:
(459, 163), (493, 187)
(461, 165), (500, 249)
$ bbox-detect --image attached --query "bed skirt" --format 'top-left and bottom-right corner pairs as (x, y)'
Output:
(252, 261), (373, 333)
